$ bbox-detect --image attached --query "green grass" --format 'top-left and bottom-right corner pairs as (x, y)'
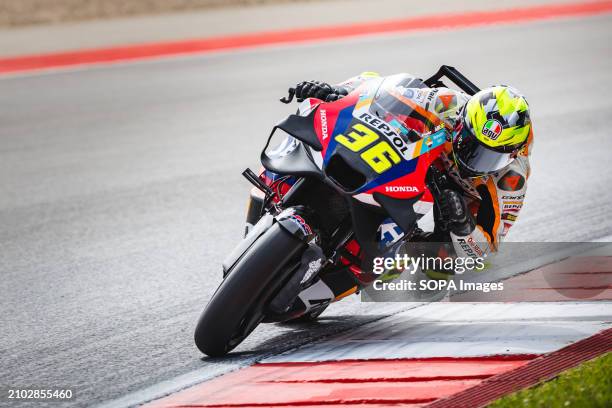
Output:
(489, 352), (612, 408)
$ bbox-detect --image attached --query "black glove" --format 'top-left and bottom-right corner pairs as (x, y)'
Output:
(294, 80), (348, 102)
(436, 189), (475, 236)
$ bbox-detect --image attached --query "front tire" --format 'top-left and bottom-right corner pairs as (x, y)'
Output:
(194, 223), (306, 357)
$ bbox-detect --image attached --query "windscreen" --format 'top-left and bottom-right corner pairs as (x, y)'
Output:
(367, 75), (442, 143)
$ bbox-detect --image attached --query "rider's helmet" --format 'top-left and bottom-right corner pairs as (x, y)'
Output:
(452, 85), (531, 177)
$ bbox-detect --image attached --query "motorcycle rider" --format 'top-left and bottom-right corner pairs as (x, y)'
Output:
(290, 71), (532, 282)
(194, 70), (534, 355)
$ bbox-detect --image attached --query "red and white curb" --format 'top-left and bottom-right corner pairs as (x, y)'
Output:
(144, 254), (612, 408)
(144, 303), (610, 407)
(146, 356), (535, 407)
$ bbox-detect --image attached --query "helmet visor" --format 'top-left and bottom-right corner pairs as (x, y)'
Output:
(453, 125), (514, 176)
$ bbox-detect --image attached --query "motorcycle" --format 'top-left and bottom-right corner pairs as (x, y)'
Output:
(194, 66), (480, 357)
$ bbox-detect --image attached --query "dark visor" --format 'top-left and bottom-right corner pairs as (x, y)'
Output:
(453, 125), (514, 176)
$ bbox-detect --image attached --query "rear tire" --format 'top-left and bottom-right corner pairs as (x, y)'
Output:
(194, 223), (306, 357)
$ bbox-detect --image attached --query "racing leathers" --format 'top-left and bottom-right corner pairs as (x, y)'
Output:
(295, 71), (533, 280)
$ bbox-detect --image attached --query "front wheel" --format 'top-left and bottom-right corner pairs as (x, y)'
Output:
(194, 223), (306, 357)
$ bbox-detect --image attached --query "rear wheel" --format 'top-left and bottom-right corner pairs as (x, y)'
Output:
(194, 223), (306, 357)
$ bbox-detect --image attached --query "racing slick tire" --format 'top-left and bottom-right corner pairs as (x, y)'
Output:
(194, 223), (306, 357)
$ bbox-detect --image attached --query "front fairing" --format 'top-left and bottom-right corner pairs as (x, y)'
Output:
(261, 108), (324, 180)
(261, 75), (449, 237)
(315, 76), (448, 200)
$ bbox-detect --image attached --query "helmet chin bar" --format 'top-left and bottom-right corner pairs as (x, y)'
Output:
(451, 121), (518, 177)
(450, 151), (475, 178)
(452, 149), (514, 179)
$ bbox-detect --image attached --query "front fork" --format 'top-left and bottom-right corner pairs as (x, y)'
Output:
(241, 169), (366, 320)
(239, 204), (333, 322)
(244, 192), (265, 237)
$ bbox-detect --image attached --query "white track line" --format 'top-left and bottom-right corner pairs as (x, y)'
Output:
(264, 302), (612, 362)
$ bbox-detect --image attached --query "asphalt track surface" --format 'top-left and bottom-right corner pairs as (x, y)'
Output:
(1, 13), (612, 408)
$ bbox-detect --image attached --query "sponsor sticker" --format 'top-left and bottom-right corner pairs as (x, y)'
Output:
(385, 185), (418, 193)
(503, 203), (523, 211)
(455, 236), (484, 258)
(356, 112), (410, 159)
(288, 214), (312, 236)
(482, 119), (503, 140)
(414, 89), (426, 103)
(319, 109), (329, 140)
(425, 89), (439, 109)
(502, 213), (518, 222)
(378, 218), (404, 246)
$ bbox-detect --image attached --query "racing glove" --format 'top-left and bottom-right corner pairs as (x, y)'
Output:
(295, 80), (348, 102)
(437, 189), (475, 236)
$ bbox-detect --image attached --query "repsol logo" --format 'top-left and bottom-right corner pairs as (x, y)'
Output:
(320, 109), (329, 140)
(457, 237), (483, 257)
(385, 186), (418, 192)
(358, 112), (409, 157)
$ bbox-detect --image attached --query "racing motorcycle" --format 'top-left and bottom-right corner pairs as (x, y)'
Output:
(194, 66), (480, 357)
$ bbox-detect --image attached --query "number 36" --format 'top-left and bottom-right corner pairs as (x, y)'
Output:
(335, 123), (401, 173)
